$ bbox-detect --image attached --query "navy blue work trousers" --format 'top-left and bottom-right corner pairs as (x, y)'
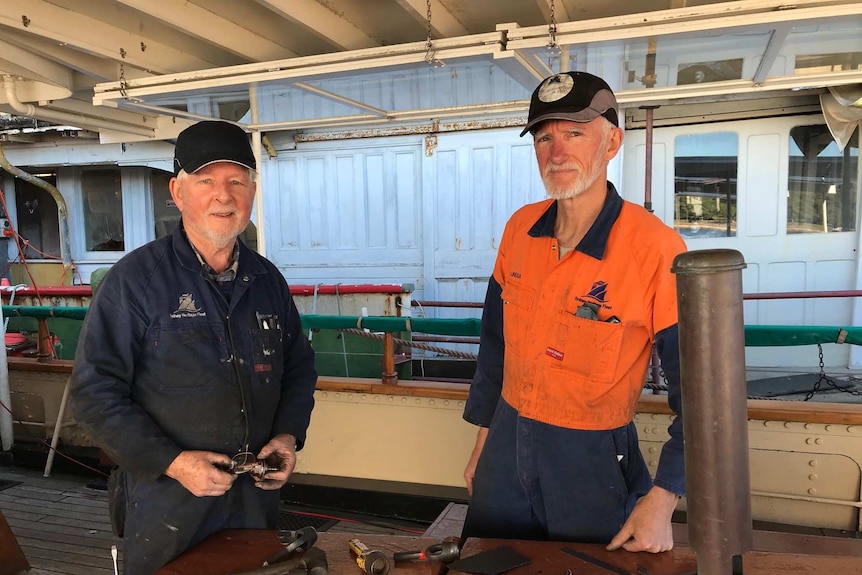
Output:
(462, 399), (653, 542)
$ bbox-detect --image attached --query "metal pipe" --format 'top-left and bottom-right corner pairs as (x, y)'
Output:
(412, 335), (479, 345)
(672, 249), (753, 575)
(413, 289), (862, 311)
(44, 376), (71, 477)
(0, 304), (11, 451)
(382, 333), (398, 384)
(0, 143), (72, 265)
(249, 81), (268, 259)
(411, 376), (471, 384)
(743, 290), (862, 300)
(36, 318), (53, 362)
(3, 76), (154, 138)
(641, 105), (659, 213)
(750, 489), (862, 508)
(413, 300), (482, 308)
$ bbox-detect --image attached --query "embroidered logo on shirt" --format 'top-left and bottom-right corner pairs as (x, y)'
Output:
(586, 281), (608, 303)
(575, 281), (613, 311)
(170, 293), (207, 319)
(546, 347), (564, 361)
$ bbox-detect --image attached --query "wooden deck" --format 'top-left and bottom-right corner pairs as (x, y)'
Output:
(0, 467), (119, 575)
(0, 466), (437, 575)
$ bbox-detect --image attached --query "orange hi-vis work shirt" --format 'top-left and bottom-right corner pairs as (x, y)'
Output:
(495, 192), (687, 431)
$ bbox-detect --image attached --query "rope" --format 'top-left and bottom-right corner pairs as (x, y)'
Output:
(339, 328), (478, 360)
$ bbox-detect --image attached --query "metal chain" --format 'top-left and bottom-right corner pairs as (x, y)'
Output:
(804, 344), (862, 400)
(424, 0), (438, 66)
(119, 64), (128, 99)
(547, 0), (559, 51)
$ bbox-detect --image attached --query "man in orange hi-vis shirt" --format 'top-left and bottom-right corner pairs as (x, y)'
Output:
(462, 71), (687, 554)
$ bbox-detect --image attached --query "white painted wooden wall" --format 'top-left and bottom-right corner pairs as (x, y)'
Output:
(623, 116), (861, 371)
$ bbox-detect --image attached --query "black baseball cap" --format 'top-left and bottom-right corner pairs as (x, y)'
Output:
(520, 71), (619, 137)
(173, 120), (256, 175)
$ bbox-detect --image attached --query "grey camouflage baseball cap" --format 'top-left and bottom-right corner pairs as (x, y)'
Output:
(520, 71), (619, 136)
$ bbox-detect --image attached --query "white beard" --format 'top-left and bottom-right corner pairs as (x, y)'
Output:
(541, 132), (610, 200)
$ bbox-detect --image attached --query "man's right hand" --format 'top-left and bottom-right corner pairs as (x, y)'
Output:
(463, 427), (489, 496)
(165, 450), (237, 497)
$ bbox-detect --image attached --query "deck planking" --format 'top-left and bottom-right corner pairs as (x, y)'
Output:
(0, 467), (120, 575)
(0, 465), (431, 574)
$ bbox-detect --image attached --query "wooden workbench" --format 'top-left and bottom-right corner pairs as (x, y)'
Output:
(458, 537), (696, 574)
(156, 531), (449, 575)
(157, 527), (862, 575)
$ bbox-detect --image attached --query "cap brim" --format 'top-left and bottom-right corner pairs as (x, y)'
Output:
(175, 157), (256, 176)
(519, 109), (604, 137)
(187, 159), (256, 173)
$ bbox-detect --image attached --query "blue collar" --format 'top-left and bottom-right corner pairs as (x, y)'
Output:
(527, 182), (623, 260)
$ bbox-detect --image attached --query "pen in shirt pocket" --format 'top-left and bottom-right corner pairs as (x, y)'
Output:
(256, 311), (281, 330)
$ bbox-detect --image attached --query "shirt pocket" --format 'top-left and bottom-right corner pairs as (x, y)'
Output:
(251, 328), (284, 385)
(546, 310), (626, 385)
(501, 283), (536, 355)
(150, 320), (232, 390)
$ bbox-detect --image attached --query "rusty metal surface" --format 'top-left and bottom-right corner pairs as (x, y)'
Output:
(295, 117), (527, 143)
(672, 249), (753, 574)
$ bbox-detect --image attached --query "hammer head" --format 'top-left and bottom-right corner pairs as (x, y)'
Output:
(279, 526), (318, 553)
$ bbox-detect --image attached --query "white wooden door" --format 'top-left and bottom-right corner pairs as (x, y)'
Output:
(421, 128), (547, 319)
(623, 115), (861, 370)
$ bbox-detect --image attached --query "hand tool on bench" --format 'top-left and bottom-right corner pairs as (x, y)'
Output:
(262, 526), (318, 566)
(228, 547), (329, 575)
(393, 537), (460, 564)
(561, 547), (630, 575)
(348, 538), (390, 575)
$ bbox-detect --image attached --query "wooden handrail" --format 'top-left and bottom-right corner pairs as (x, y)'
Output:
(637, 393), (862, 425)
(6, 363), (860, 425)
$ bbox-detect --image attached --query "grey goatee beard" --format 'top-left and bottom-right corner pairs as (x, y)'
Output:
(541, 129), (610, 200)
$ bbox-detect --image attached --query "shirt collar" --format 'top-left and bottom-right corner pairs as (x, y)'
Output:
(527, 182), (623, 260)
(186, 232), (240, 283)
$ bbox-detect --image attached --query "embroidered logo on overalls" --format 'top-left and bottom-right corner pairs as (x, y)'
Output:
(170, 293), (207, 319)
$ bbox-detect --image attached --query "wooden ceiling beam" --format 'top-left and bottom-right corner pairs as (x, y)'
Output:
(393, 0), (469, 37)
(254, 0), (379, 50)
(113, 0), (297, 62)
(0, 0), (223, 75)
(536, 0), (571, 24)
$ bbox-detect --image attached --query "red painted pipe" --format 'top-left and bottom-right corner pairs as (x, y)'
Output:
(289, 284), (405, 295)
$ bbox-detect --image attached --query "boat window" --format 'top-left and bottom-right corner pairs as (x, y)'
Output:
(82, 169), (124, 251)
(151, 169), (178, 239)
(13, 172), (61, 259)
(787, 125), (858, 234)
(674, 132), (738, 239)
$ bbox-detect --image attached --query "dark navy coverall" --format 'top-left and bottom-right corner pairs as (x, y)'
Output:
(70, 223), (317, 574)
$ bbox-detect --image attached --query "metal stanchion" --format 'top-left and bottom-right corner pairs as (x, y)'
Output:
(672, 249), (753, 575)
